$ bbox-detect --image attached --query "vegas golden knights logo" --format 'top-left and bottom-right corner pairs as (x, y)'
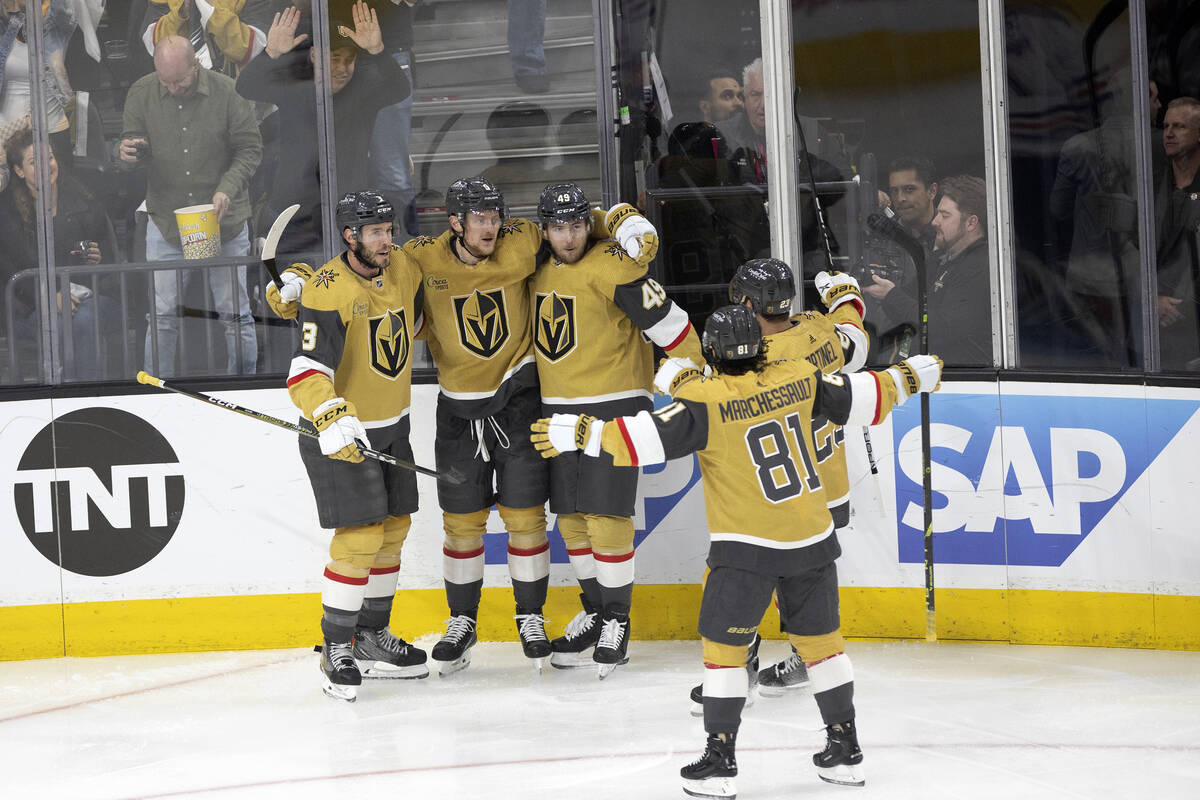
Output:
(453, 288), (510, 358)
(368, 308), (410, 379)
(533, 291), (577, 362)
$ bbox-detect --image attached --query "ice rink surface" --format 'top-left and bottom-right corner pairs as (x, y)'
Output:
(2, 638), (1197, 800)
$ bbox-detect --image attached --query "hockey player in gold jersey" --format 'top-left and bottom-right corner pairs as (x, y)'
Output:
(532, 304), (943, 796)
(530, 183), (701, 677)
(285, 191), (428, 702)
(398, 177), (663, 674)
(725, 258), (869, 696)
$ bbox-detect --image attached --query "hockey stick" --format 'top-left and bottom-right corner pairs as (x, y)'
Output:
(793, 95), (880, 478)
(866, 212), (935, 642)
(261, 203), (301, 288)
(136, 371), (462, 484)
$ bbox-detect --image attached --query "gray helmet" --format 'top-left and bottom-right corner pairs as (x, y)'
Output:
(537, 182), (591, 226)
(729, 258), (795, 316)
(446, 177), (507, 221)
(702, 304), (762, 362)
(335, 190), (394, 232)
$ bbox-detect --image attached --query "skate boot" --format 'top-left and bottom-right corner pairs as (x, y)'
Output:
(680, 732), (737, 799)
(813, 720), (865, 787)
(353, 626), (429, 679)
(592, 606), (630, 680)
(431, 614), (477, 676)
(549, 594), (601, 669)
(690, 635), (760, 716)
(320, 639), (362, 702)
(514, 606), (551, 671)
(757, 646), (810, 696)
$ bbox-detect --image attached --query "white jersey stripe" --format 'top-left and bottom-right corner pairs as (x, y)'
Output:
(439, 355), (536, 401)
(621, 410), (666, 466)
(641, 302), (691, 349)
(844, 372), (883, 427)
(542, 388), (653, 406)
(288, 355), (334, 383)
(836, 322), (869, 373)
(709, 523), (834, 550)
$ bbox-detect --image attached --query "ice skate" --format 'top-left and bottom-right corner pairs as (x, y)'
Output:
(514, 607), (551, 672)
(549, 594), (601, 669)
(593, 608), (629, 680)
(432, 614), (477, 676)
(757, 646), (810, 696)
(813, 720), (865, 787)
(353, 626), (429, 679)
(319, 640), (361, 702)
(680, 733), (737, 799)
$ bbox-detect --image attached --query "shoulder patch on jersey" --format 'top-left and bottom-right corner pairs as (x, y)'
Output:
(411, 235), (438, 247)
(604, 242), (630, 262)
(499, 219), (524, 237)
(312, 268), (338, 289)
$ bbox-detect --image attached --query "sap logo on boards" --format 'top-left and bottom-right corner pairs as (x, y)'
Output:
(14, 408), (185, 576)
(891, 393), (1198, 567)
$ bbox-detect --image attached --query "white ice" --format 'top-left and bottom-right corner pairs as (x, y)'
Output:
(2, 639), (1198, 799)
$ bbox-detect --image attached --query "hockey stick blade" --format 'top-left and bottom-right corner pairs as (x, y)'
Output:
(135, 371), (460, 484)
(261, 203), (301, 287)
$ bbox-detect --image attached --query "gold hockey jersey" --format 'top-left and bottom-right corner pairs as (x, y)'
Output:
(531, 240), (701, 407)
(596, 359), (903, 575)
(402, 221), (542, 418)
(765, 305), (867, 525)
(286, 247), (424, 446)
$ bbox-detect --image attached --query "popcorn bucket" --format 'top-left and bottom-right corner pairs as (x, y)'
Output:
(174, 204), (221, 259)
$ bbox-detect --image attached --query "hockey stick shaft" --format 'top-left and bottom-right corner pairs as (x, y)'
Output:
(135, 371), (455, 483)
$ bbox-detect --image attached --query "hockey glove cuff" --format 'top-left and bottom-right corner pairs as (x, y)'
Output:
(530, 414), (601, 458)
(814, 270), (865, 318)
(312, 397), (367, 462)
(265, 264), (312, 320)
(654, 357), (702, 395)
(606, 203), (659, 264)
(886, 354), (943, 403)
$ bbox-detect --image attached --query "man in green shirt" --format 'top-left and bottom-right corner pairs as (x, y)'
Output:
(120, 35), (262, 378)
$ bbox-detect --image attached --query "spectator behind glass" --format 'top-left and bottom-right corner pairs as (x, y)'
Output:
(139, 0), (275, 79)
(1155, 96), (1200, 371)
(509, 0), (548, 94)
(367, 0), (417, 237)
(119, 35), (262, 379)
(236, 1), (409, 257)
(0, 126), (119, 381)
(481, 100), (556, 189)
(0, 0), (75, 190)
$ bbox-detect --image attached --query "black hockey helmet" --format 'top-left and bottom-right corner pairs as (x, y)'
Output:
(335, 190), (394, 233)
(702, 304), (762, 362)
(537, 182), (591, 226)
(446, 177), (507, 221)
(729, 258), (795, 316)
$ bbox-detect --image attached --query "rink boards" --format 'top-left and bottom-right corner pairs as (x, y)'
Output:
(1, 380), (1198, 660)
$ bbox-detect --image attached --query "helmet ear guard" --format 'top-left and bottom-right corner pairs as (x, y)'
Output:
(728, 258), (796, 316)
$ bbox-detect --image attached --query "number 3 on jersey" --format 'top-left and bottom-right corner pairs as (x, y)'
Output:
(744, 412), (821, 503)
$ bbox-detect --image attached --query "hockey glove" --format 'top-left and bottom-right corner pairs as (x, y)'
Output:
(530, 414), (601, 459)
(605, 203), (659, 264)
(265, 264), (313, 320)
(654, 357), (702, 395)
(885, 354), (943, 403)
(814, 270), (865, 317)
(312, 397), (368, 463)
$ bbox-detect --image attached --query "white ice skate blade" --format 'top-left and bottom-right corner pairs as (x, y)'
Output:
(682, 775), (737, 799)
(596, 657), (629, 680)
(359, 661), (430, 680)
(817, 762), (865, 787)
(549, 650), (594, 669)
(321, 680), (357, 702)
(530, 656), (547, 673)
(436, 651), (472, 677)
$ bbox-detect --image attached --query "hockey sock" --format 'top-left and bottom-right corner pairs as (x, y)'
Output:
(358, 564), (400, 630)
(702, 664), (748, 736)
(809, 652), (855, 725)
(321, 567), (368, 642)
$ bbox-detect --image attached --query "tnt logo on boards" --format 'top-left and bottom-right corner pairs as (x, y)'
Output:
(891, 393), (1198, 567)
(14, 408), (185, 576)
